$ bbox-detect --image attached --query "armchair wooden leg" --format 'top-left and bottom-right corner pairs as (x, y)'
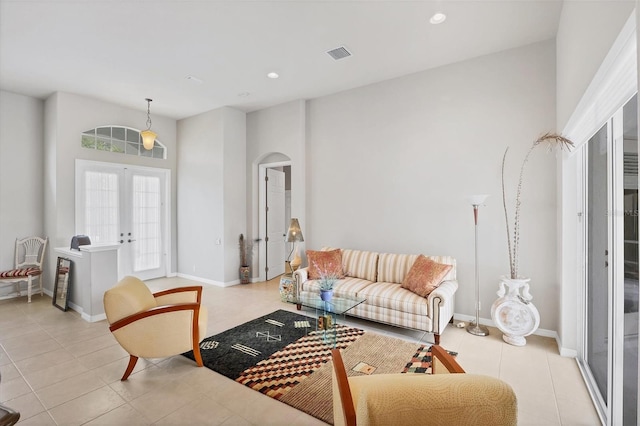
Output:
(193, 343), (204, 367)
(434, 333), (440, 345)
(121, 355), (138, 381)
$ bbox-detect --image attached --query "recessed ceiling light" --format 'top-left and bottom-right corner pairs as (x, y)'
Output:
(430, 12), (446, 25)
(267, 72), (279, 79)
(185, 75), (203, 84)
(238, 92), (251, 97)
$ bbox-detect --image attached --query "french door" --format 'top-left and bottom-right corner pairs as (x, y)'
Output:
(76, 160), (169, 280)
(582, 94), (638, 425)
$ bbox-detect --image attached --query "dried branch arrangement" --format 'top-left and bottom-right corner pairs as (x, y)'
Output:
(502, 132), (574, 279)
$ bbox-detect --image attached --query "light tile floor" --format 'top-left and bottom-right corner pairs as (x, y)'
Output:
(0, 276), (600, 425)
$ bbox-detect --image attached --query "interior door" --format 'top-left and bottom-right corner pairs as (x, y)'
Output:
(76, 161), (168, 281)
(266, 168), (286, 279)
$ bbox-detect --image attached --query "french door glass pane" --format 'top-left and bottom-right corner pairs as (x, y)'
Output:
(587, 123), (609, 403)
(131, 175), (161, 271)
(84, 171), (119, 244)
(622, 94), (638, 426)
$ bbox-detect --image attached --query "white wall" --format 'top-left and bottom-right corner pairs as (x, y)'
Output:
(0, 91), (44, 297)
(305, 40), (558, 330)
(44, 92), (178, 289)
(556, 1), (636, 130)
(222, 108), (247, 282)
(177, 106), (246, 284)
(177, 109), (224, 282)
(247, 100), (306, 280)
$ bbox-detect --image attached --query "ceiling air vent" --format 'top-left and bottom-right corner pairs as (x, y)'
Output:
(327, 46), (352, 60)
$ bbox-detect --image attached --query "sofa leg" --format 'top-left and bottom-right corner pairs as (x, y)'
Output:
(434, 333), (440, 345)
(296, 303), (301, 310)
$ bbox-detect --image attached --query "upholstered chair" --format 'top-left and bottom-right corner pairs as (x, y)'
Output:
(331, 346), (517, 426)
(104, 276), (208, 381)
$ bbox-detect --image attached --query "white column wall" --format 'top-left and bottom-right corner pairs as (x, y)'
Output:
(0, 91), (44, 297)
(222, 107), (247, 283)
(177, 109), (225, 283)
(177, 106), (247, 285)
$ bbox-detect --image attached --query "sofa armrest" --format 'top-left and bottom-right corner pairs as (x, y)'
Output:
(427, 280), (458, 335)
(293, 267), (309, 299)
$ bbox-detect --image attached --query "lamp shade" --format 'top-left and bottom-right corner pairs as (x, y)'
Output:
(286, 218), (304, 242)
(140, 129), (157, 150)
(468, 194), (489, 206)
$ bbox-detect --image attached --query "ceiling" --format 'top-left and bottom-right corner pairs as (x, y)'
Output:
(0, 0), (565, 120)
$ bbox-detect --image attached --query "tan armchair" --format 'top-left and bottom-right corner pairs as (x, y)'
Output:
(104, 276), (208, 381)
(332, 346), (517, 426)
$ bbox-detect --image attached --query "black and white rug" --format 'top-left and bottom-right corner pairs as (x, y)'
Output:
(183, 309), (321, 379)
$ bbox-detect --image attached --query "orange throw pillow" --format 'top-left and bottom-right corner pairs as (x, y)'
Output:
(402, 255), (452, 297)
(307, 249), (345, 280)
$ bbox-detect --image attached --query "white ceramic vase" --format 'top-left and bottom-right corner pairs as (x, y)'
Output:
(490, 276), (540, 346)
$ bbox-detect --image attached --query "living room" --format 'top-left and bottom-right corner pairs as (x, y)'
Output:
(0, 1), (638, 425)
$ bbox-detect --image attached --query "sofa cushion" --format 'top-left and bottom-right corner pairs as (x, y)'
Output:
(341, 249), (379, 281)
(377, 253), (419, 284)
(402, 255), (453, 297)
(302, 276), (374, 299)
(307, 249), (345, 280)
(357, 282), (428, 316)
(378, 253), (457, 284)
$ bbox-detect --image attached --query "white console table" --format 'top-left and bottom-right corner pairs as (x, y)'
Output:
(54, 244), (119, 322)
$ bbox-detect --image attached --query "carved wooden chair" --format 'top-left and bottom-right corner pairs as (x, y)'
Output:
(331, 346), (517, 426)
(103, 276), (208, 380)
(0, 237), (48, 302)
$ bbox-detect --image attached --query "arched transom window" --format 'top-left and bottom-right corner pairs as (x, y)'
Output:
(81, 126), (166, 159)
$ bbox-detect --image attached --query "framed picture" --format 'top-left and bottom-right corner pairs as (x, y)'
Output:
(53, 257), (71, 311)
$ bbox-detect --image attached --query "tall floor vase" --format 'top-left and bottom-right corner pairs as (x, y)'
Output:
(490, 277), (540, 346)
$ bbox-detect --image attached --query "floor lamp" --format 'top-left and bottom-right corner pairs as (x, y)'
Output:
(286, 218), (304, 274)
(467, 194), (489, 336)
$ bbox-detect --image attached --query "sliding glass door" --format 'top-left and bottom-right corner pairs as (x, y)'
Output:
(586, 122), (610, 411)
(581, 94), (638, 425)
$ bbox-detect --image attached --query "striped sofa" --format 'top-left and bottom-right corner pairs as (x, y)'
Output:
(293, 248), (458, 344)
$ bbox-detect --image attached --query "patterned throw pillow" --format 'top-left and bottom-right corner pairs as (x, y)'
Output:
(401, 255), (452, 297)
(306, 249), (345, 280)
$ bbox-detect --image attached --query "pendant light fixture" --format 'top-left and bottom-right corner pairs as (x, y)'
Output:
(140, 98), (157, 150)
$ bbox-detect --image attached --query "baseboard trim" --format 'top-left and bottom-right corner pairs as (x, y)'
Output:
(453, 312), (569, 354)
(176, 273), (239, 287)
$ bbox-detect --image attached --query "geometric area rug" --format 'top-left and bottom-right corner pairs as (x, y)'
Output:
(183, 309), (448, 425)
(183, 309), (364, 386)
